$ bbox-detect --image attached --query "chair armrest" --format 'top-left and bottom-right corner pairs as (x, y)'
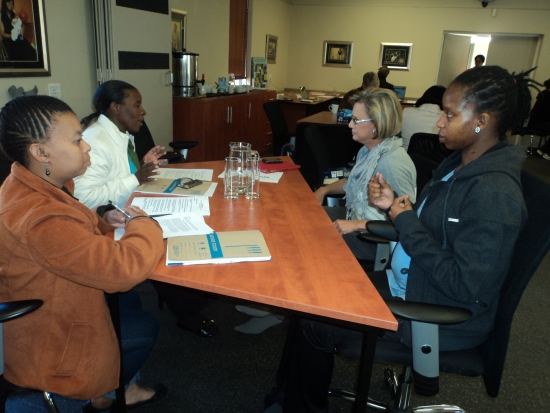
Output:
(385, 299), (472, 325)
(0, 300), (43, 323)
(366, 220), (399, 242)
(358, 232), (390, 244)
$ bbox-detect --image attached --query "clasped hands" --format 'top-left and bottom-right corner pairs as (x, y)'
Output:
(135, 145), (167, 184)
(368, 172), (413, 220)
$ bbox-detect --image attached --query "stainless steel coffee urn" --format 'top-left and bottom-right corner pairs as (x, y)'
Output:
(172, 51), (199, 97)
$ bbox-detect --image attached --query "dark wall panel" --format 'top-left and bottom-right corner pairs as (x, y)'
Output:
(118, 52), (169, 70)
(116, 0), (169, 15)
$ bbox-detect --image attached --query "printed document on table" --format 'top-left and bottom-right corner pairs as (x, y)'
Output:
(131, 197), (210, 216)
(166, 230), (271, 266)
(135, 178), (218, 197)
(155, 168), (214, 181)
(217, 171), (283, 183)
(155, 213), (214, 238)
(114, 213), (213, 239)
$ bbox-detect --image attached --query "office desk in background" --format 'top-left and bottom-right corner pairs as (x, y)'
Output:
(298, 111), (339, 125)
(137, 159), (397, 413)
(277, 95), (341, 133)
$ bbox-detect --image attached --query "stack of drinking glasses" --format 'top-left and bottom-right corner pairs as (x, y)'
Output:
(224, 142), (260, 200)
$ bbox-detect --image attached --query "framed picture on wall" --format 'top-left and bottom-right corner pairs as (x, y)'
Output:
(379, 43), (413, 70)
(266, 34), (277, 64)
(171, 10), (186, 53)
(323, 41), (353, 68)
(0, 0), (50, 77)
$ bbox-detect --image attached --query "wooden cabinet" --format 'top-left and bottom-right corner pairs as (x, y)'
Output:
(173, 90), (276, 162)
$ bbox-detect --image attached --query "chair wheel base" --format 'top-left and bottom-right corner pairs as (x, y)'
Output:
(387, 400), (413, 413)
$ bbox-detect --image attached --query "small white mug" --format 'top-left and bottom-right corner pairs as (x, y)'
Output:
(200, 85), (208, 95)
(235, 85), (244, 93)
(328, 104), (339, 114)
(228, 85), (235, 94)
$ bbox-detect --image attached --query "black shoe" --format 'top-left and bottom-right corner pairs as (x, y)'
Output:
(177, 318), (219, 337)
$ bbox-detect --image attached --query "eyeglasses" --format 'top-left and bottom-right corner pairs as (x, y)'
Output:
(350, 116), (374, 125)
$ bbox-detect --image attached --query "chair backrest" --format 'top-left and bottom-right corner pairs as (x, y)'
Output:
(132, 121), (157, 161)
(481, 170), (550, 397)
(263, 101), (291, 156)
(408, 153), (439, 197)
(407, 132), (453, 164)
(304, 124), (331, 187)
(0, 152), (13, 186)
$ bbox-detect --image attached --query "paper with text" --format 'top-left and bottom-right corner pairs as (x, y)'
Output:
(131, 197), (210, 216)
(155, 168), (214, 181)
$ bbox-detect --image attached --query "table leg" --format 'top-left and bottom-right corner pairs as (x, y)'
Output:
(353, 329), (378, 413)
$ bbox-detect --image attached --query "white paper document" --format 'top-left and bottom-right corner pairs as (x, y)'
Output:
(217, 171), (283, 183)
(155, 213), (214, 238)
(155, 168), (214, 181)
(131, 197), (210, 216)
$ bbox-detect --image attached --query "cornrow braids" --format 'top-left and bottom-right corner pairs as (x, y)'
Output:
(450, 66), (538, 139)
(81, 80), (136, 129)
(0, 95), (74, 167)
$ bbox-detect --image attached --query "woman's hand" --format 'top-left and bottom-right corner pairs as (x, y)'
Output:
(135, 161), (160, 184)
(142, 145), (166, 164)
(388, 195), (413, 221)
(104, 205), (148, 228)
(333, 219), (365, 235)
(368, 172), (395, 211)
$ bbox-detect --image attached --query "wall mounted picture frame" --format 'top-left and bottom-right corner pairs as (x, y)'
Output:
(379, 43), (413, 71)
(171, 10), (186, 53)
(0, 0), (50, 77)
(266, 34), (277, 64)
(323, 41), (353, 68)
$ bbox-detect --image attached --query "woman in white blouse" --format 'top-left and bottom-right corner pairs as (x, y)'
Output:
(401, 85), (446, 150)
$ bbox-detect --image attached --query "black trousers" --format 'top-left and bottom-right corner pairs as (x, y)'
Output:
(276, 271), (405, 413)
(150, 280), (209, 328)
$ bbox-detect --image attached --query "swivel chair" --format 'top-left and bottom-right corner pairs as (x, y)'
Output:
(330, 170), (550, 412)
(263, 101), (294, 157)
(407, 133), (453, 164)
(133, 121), (198, 164)
(0, 152), (13, 186)
(0, 300), (60, 413)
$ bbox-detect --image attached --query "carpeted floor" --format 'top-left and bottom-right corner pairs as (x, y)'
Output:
(134, 152), (550, 413)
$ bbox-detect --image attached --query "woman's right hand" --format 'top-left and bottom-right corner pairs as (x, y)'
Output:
(135, 161), (159, 184)
(368, 172), (395, 211)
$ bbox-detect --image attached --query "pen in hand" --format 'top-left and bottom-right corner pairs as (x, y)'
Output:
(108, 200), (131, 219)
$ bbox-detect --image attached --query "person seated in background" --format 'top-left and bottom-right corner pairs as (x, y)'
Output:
(0, 95), (167, 412)
(314, 88), (416, 263)
(263, 65), (531, 413)
(338, 71), (379, 110)
(528, 78), (550, 160)
(378, 65), (396, 94)
(74, 80), (219, 338)
(401, 85), (446, 150)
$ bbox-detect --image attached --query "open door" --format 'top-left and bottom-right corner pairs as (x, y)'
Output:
(92, 0), (173, 147)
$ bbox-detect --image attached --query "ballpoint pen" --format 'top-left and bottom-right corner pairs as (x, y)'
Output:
(108, 200), (131, 219)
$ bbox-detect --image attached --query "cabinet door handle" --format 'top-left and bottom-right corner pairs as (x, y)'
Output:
(227, 107), (230, 123)
(248, 103), (251, 118)
(165, 71), (173, 86)
(267, 131), (273, 135)
(230, 106), (233, 123)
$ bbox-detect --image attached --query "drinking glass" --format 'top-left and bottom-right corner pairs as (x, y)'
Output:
(224, 157), (240, 200)
(245, 150), (261, 200)
(228, 142), (251, 194)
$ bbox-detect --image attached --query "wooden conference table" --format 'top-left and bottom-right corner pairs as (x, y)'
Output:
(138, 158), (397, 412)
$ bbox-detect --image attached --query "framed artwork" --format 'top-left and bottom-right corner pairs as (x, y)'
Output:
(379, 43), (413, 70)
(171, 11), (186, 53)
(0, 0), (50, 77)
(266, 34), (277, 64)
(323, 41), (353, 68)
(251, 57), (268, 89)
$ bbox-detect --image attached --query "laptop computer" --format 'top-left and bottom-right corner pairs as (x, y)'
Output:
(393, 86), (406, 101)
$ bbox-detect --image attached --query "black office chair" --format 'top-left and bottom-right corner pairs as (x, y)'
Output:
(0, 300), (60, 413)
(263, 101), (294, 157)
(133, 121), (198, 164)
(511, 118), (549, 157)
(0, 152), (13, 186)
(407, 133), (453, 165)
(331, 170), (550, 412)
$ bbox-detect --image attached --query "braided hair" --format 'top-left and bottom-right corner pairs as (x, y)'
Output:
(81, 80), (137, 129)
(0, 95), (75, 167)
(450, 66), (539, 139)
